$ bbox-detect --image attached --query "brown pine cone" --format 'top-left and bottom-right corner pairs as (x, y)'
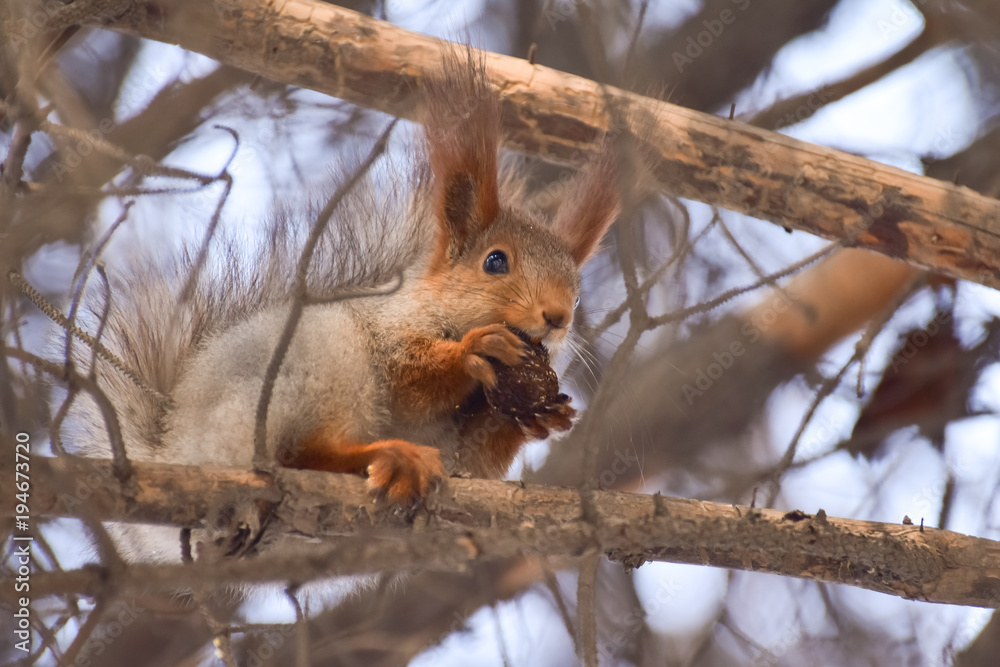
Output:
(484, 328), (576, 438)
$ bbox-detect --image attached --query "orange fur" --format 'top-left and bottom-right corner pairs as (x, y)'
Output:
(551, 142), (622, 264)
(290, 431), (444, 505)
(283, 58), (618, 506)
(71, 49), (626, 546)
(424, 58), (501, 270)
(392, 324), (527, 419)
(289, 324), (526, 502)
(457, 406), (530, 478)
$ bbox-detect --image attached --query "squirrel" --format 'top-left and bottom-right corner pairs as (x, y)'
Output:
(62, 55), (621, 558)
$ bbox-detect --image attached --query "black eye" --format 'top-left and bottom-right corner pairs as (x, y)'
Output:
(483, 250), (509, 275)
(574, 296), (581, 308)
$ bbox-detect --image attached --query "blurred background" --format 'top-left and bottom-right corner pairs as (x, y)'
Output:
(2, 0), (1000, 665)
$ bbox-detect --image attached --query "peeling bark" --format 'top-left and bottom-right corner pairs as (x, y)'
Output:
(81, 0), (1000, 289)
(23, 456), (1000, 608)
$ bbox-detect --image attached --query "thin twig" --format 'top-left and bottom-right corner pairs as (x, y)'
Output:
(36, 115), (216, 184)
(623, 0), (650, 75)
(0, 120), (34, 230)
(64, 202), (135, 368)
(578, 550), (600, 667)
(3, 347), (135, 484)
(286, 586), (310, 667)
(180, 126), (241, 302)
(56, 596), (111, 667)
(765, 273), (927, 505)
(649, 243), (838, 328)
(253, 119), (398, 467)
(541, 563), (578, 654)
(591, 210), (714, 337)
(717, 215), (810, 320)
(492, 602), (513, 667)
(7, 270), (171, 406)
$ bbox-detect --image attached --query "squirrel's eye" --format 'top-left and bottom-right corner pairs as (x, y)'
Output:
(483, 250), (509, 275)
(574, 296), (581, 308)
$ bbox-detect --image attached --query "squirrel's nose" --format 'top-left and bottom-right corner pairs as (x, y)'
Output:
(543, 309), (569, 330)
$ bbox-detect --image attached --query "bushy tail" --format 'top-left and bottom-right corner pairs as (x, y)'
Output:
(59, 162), (429, 461)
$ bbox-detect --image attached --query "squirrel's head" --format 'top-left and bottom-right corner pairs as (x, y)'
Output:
(421, 57), (620, 353)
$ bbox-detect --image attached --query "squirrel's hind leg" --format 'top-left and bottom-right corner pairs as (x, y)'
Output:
(288, 430), (444, 505)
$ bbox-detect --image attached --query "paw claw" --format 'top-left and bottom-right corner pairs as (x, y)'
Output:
(463, 324), (528, 375)
(365, 441), (444, 506)
(516, 401), (577, 438)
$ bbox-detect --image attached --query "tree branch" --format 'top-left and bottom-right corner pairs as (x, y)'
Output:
(22, 456), (1000, 608)
(79, 0), (1000, 290)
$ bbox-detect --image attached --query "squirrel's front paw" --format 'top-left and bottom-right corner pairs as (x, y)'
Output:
(518, 395), (576, 439)
(366, 440), (444, 506)
(462, 323), (528, 388)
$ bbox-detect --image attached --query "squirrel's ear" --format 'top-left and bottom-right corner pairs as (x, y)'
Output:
(423, 57), (501, 265)
(551, 143), (621, 266)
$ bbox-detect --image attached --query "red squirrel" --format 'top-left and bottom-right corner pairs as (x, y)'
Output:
(66, 56), (621, 548)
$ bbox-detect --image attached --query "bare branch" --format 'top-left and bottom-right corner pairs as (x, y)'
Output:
(21, 457), (1000, 609)
(83, 0), (1000, 290)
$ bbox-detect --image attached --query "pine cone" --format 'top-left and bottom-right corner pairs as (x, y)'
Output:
(484, 328), (576, 438)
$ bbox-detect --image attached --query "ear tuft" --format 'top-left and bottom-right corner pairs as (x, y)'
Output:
(423, 52), (501, 265)
(551, 140), (622, 265)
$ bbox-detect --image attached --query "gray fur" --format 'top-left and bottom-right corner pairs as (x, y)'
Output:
(59, 153), (590, 564)
(59, 159), (434, 563)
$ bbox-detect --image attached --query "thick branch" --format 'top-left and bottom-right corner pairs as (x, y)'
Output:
(82, 0), (1000, 289)
(23, 457), (1000, 608)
